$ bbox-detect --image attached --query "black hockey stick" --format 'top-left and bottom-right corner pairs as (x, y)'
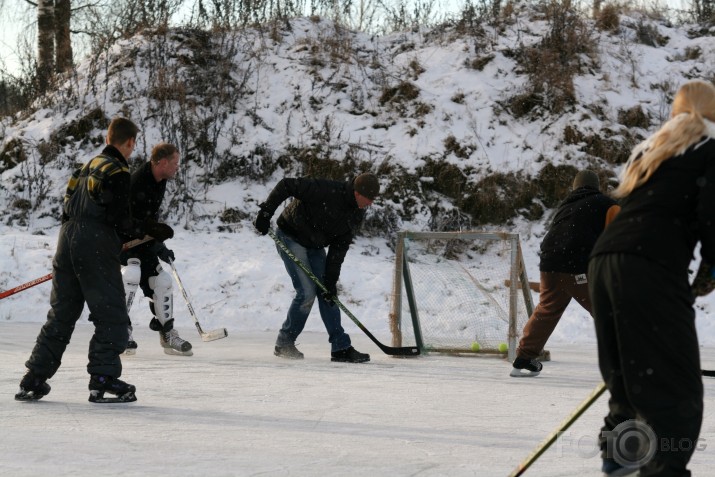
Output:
(703, 370), (715, 377)
(267, 229), (420, 357)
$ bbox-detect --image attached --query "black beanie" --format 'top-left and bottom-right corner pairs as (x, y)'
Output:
(354, 173), (380, 200)
(572, 170), (600, 191)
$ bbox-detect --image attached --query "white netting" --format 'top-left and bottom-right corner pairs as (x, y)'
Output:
(394, 234), (531, 353)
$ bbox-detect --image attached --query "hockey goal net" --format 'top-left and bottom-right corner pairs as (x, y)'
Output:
(389, 231), (534, 361)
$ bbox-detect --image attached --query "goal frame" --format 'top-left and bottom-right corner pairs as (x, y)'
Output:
(390, 230), (535, 362)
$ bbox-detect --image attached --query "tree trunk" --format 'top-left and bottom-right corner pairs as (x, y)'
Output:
(37, 0), (55, 92)
(55, 0), (73, 73)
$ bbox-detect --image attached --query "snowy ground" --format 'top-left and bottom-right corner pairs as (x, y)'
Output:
(2, 322), (715, 476)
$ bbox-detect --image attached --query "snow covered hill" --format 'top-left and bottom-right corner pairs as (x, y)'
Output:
(2, 5), (715, 345)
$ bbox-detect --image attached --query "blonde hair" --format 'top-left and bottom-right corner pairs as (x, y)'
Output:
(614, 80), (715, 198)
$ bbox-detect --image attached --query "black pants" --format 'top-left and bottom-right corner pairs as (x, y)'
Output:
(589, 253), (702, 477)
(26, 220), (129, 379)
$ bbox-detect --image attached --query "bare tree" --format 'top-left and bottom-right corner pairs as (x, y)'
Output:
(55, 0), (72, 73)
(37, 0), (55, 91)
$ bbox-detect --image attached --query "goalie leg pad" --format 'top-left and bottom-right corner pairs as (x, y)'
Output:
(148, 265), (173, 326)
(121, 258), (142, 312)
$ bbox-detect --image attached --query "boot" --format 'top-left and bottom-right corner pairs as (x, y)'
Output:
(274, 344), (304, 359)
(15, 371), (51, 401)
(331, 346), (370, 363)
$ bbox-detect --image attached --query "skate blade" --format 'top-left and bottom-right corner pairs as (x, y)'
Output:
(510, 368), (541, 377)
(88, 390), (137, 403)
(122, 349), (137, 356)
(163, 348), (193, 357)
(15, 390), (47, 401)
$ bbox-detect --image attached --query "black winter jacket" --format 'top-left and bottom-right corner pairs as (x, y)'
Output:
(260, 178), (365, 286)
(539, 187), (618, 274)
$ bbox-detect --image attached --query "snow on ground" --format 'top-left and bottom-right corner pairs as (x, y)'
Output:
(2, 227), (715, 476)
(2, 323), (715, 477)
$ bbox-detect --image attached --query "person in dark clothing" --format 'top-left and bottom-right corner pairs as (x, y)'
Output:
(253, 173), (380, 363)
(15, 118), (174, 403)
(120, 142), (192, 356)
(589, 80), (715, 477)
(510, 170), (620, 377)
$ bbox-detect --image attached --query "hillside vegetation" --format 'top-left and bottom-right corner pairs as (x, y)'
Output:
(1, 2), (714, 239)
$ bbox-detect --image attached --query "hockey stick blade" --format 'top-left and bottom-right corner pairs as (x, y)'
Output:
(169, 260), (228, 342)
(200, 327), (228, 342)
(267, 229), (420, 357)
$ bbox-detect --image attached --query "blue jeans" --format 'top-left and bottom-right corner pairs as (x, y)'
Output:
(274, 228), (351, 352)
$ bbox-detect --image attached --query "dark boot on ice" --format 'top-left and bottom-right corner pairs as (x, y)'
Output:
(274, 344), (304, 360)
(15, 371), (51, 401)
(88, 375), (137, 403)
(331, 346), (370, 363)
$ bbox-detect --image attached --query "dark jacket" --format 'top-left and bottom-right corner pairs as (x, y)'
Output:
(119, 160), (167, 245)
(591, 135), (715, 276)
(261, 177), (365, 285)
(63, 145), (144, 240)
(539, 187), (618, 274)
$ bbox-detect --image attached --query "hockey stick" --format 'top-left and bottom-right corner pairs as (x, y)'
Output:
(703, 370), (715, 377)
(508, 381), (607, 477)
(0, 236), (154, 301)
(167, 259), (228, 342)
(267, 228), (420, 357)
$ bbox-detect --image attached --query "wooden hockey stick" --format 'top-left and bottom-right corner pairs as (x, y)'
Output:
(504, 279), (540, 293)
(268, 229), (420, 357)
(168, 259), (228, 342)
(509, 382), (607, 477)
(0, 235), (154, 300)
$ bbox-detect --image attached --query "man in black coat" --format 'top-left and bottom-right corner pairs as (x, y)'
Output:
(510, 170), (619, 377)
(254, 173), (380, 363)
(16, 118), (174, 403)
(120, 143), (192, 356)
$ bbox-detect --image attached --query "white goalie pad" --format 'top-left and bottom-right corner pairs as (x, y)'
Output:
(149, 265), (173, 325)
(121, 258), (142, 312)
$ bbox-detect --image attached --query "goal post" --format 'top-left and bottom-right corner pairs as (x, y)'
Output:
(389, 231), (535, 362)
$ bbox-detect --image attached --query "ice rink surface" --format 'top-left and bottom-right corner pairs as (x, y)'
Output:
(2, 322), (715, 477)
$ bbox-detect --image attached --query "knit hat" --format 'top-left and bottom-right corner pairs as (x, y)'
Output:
(354, 173), (380, 200)
(572, 170), (600, 191)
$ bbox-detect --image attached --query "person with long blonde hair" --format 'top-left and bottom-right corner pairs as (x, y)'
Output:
(589, 80), (715, 477)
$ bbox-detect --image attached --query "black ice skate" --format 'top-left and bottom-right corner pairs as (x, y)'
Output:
(151, 318), (193, 356)
(88, 375), (137, 403)
(510, 357), (543, 377)
(331, 346), (370, 363)
(123, 324), (138, 356)
(15, 371), (51, 401)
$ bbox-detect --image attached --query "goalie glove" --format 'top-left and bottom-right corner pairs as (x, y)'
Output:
(692, 260), (715, 297)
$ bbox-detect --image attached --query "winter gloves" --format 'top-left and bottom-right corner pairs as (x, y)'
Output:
(154, 243), (175, 264)
(692, 260), (715, 297)
(321, 279), (338, 305)
(254, 206), (272, 235)
(144, 219), (174, 242)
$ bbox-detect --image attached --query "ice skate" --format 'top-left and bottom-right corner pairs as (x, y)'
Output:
(601, 457), (639, 476)
(88, 375), (137, 403)
(15, 371), (51, 401)
(123, 324), (138, 356)
(510, 356), (543, 377)
(160, 328), (193, 356)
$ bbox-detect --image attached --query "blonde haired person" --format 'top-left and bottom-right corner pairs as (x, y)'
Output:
(589, 80), (715, 476)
